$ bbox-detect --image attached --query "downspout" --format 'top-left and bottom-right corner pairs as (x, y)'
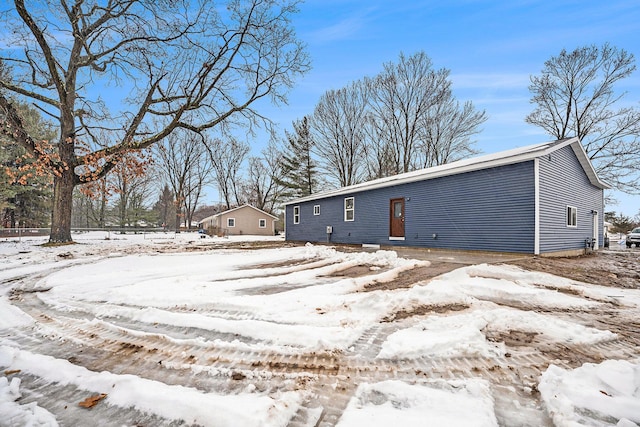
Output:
(534, 158), (540, 255)
(284, 207), (287, 240)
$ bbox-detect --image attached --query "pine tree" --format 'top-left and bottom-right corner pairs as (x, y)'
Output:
(153, 185), (175, 229)
(1, 100), (54, 228)
(278, 117), (319, 198)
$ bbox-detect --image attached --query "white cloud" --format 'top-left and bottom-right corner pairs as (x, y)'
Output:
(450, 73), (531, 90)
(304, 7), (379, 44)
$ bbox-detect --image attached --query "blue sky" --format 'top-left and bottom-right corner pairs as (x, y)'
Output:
(257, 0), (640, 216)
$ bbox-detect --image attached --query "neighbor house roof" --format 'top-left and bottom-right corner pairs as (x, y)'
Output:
(283, 137), (609, 206)
(198, 204), (278, 224)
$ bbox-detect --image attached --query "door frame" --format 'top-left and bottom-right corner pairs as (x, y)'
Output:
(389, 197), (405, 240)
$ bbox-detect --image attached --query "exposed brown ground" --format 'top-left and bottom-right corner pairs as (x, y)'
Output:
(4, 241), (639, 426)
(505, 250), (640, 289)
(339, 244), (640, 291)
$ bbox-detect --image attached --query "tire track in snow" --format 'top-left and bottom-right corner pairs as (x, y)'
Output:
(4, 250), (640, 427)
(7, 300), (638, 427)
(10, 373), (178, 427)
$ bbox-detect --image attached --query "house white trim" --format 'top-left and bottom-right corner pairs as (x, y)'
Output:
(284, 138), (609, 206)
(534, 158), (540, 255)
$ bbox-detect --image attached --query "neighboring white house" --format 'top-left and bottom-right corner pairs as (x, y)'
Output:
(198, 205), (278, 236)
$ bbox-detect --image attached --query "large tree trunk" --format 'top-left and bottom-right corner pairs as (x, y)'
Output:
(2, 0), (310, 241)
(49, 169), (75, 243)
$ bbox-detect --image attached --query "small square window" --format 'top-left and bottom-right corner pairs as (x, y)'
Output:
(313, 205), (320, 216)
(566, 206), (577, 227)
(258, 219), (266, 228)
(227, 218), (235, 227)
(344, 197), (354, 222)
(293, 206), (300, 224)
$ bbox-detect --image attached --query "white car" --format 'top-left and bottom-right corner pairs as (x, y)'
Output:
(626, 227), (640, 248)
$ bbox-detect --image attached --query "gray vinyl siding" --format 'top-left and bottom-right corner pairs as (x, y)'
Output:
(538, 146), (604, 253)
(286, 161), (536, 253)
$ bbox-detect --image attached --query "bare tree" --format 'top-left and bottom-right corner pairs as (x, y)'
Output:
(91, 179), (109, 228)
(181, 159), (211, 230)
(526, 43), (640, 193)
(110, 152), (156, 228)
(156, 131), (212, 230)
(205, 137), (249, 210)
(314, 51), (485, 181)
(361, 113), (398, 180)
(241, 141), (286, 212)
(71, 190), (95, 228)
(0, 0), (309, 242)
(367, 52), (449, 175)
(310, 80), (369, 187)
(416, 98), (485, 168)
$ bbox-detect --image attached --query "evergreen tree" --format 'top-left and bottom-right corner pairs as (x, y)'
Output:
(278, 117), (318, 198)
(1, 100), (54, 228)
(153, 185), (175, 229)
(607, 211), (637, 234)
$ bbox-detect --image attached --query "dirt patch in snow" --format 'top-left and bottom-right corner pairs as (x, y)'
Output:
(367, 245), (639, 291)
(361, 262), (464, 292)
(246, 257), (322, 270)
(330, 246), (640, 293)
(4, 240), (639, 427)
(505, 250), (640, 289)
(382, 303), (470, 322)
(325, 264), (381, 278)
(486, 329), (539, 347)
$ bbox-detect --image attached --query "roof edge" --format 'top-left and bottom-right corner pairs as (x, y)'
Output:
(283, 138), (609, 205)
(198, 204), (279, 222)
(565, 139), (610, 189)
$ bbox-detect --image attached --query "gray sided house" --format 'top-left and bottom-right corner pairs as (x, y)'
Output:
(284, 138), (609, 256)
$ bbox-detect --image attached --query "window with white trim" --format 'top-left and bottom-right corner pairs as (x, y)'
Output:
(293, 206), (300, 224)
(313, 205), (320, 216)
(258, 218), (266, 228)
(566, 206), (577, 227)
(227, 218), (235, 227)
(344, 197), (354, 221)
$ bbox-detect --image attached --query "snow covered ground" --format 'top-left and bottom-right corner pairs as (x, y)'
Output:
(0, 231), (639, 426)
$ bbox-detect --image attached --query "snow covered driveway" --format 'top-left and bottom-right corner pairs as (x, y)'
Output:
(1, 233), (639, 426)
